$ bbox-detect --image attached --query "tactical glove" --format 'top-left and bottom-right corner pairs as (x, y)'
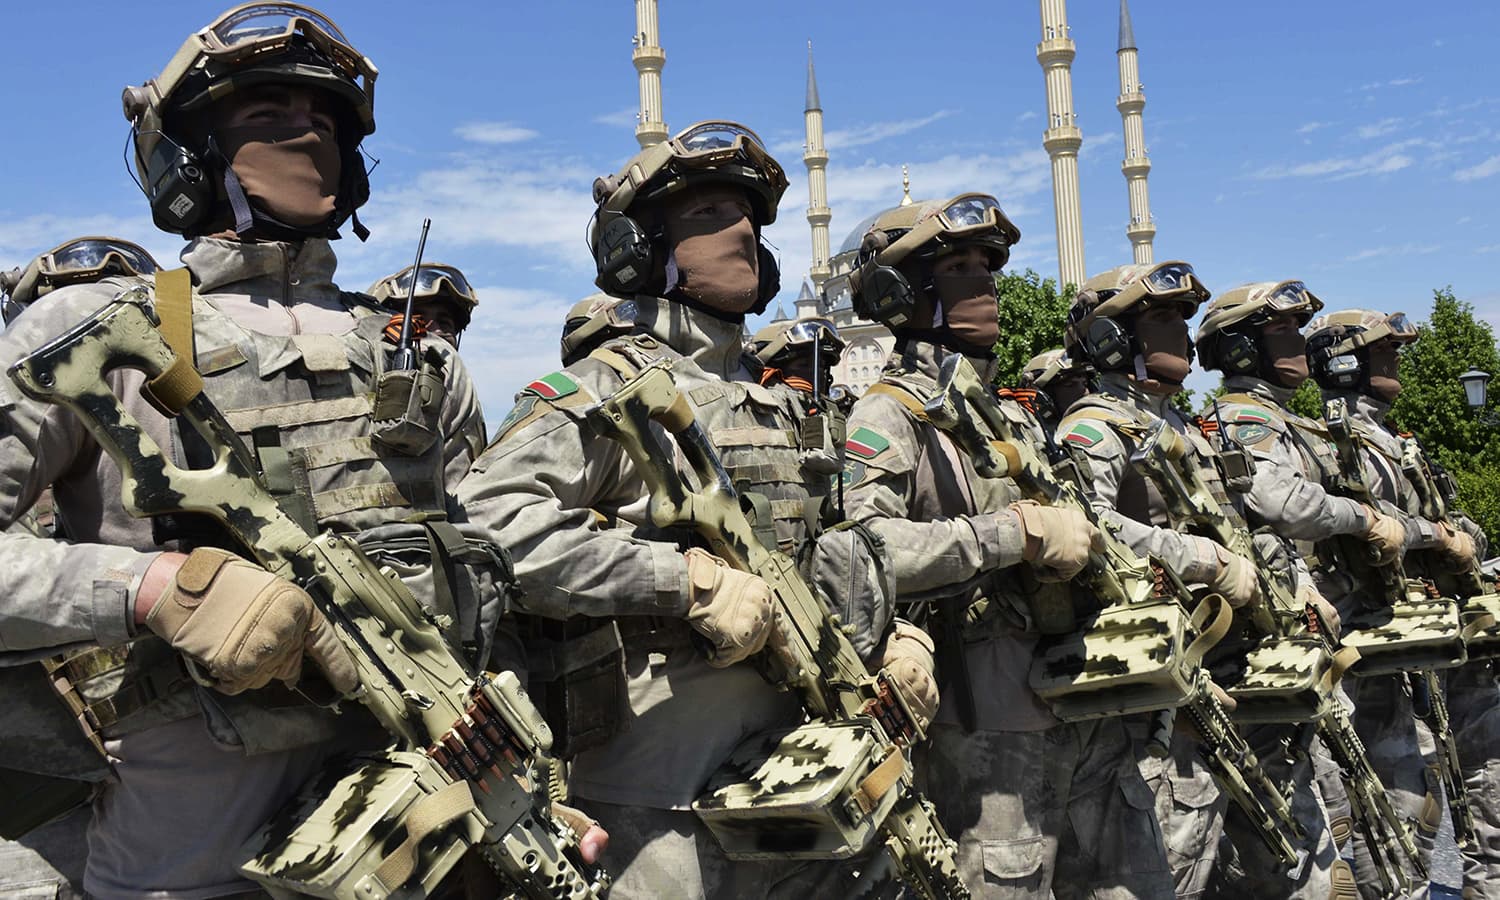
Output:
(145, 547), (359, 696)
(1299, 583), (1342, 640)
(1208, 543), (1262, 608)
(875, 620), (939, 732)
(683, 548), (775, 668)
(1009, 500), (1101, 582)
(1360, 505), (1406, 567)
(1436, 523), (1478, 569)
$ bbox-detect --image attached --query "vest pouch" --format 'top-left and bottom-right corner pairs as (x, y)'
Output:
(1343, 588), (1468, 677)
(371, 364), (444, 457)
(693, 719), (898, 860)
(518, 616), (627, 759)
(354, 521), (518, 673)
(805, 521), (894, 661)
(1461, 590), (1500, 660)
(1029, 595), (1225, 720)
(1208, 634), (1345, 724)
(237, 749), (482, 898)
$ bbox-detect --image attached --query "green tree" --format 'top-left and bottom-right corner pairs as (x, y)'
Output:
(1285, 379), (1323, 419)
(991, 269), (1071, 386)
(1386, 288), (1500, 542)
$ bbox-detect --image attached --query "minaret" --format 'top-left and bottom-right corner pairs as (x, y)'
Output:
(900, 165), (913, 206)
(1037, 0), (1086, 290)
(633, 0), (667, 147)
(1116, 0), (1155, 263)
(804, 42), (832, 293)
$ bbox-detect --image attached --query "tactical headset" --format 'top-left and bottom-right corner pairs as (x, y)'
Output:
(1306, 329), (1368, 391)
(1305, 310), (1417, 392)
(1195, 281), (1323, 377)
(590, 204), (780, 312)
(849, 230), (927, 329)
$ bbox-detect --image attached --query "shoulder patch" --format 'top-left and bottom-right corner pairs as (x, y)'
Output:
(1230, 409), (1272, 425)
(845, 426), (891, 459)
(493, 393), (539, 439)
(1228, 423), (1273, 446)
(1060, 421), (1107, 448)
(524, 371), (579, 400)
(840, 458), (868, 489)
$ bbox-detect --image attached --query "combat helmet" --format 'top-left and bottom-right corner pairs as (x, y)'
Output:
(848, 193), (1020, 330)
(1, 236), (160, 325)
(589, 121), (788, 310)
(1194, 280), (1323, 374)
(368, 263), (479, 330)
(1305, 308), (1417, 391)
(747, 316), (845, 386)
(559, 294), (639, 365)
(1020, 348), (1085, 389)
(1064, 261), (1209, 372)
(121, 3), (378, 239)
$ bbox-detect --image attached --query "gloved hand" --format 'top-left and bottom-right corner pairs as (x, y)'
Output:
(874, 620), (939, 731)
(1299, 583), (1342, 640)
(1436, 523), (1478, 569)
(1208, 543), (1262, 608)
(1008, 500), (1102, 582)
(550, 802), (609, 865)
(145, 547), (359, 695)
(1360, 505), (1406, 567)
(683, 548), (775, 668)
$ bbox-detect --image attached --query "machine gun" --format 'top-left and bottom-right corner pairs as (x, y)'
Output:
(917, 352), (1302, 869)
(8, 296), (607, 899)
(1135, 414), (1426, 892)
(587, 360), (968, 900)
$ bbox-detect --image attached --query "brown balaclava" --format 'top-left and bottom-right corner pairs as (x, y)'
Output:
(1131, 302), (1192, 389)
(218, 124), (341, 228)
(660, 185), (760, 314)
(1260, 326), (1309, 388)
(934, 269), (1000, 349)
(1366, 341), (1402, 402)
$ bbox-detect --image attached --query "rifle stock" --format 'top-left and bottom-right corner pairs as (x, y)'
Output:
(588, 360), (968, 900)
(8, 296), (607, 899)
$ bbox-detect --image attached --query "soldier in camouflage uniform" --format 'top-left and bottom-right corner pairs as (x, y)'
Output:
(1193, 282), (1417, 898)
(559, 292), (638, 366)
(457, 121), (929, 898)
(1307, 309), (1495, 899)
(368, 261), (480, 348)
(1055, 262), (1343, 899)
(0, 6), (499, 895)
(1014, 347), (1091, 436)
(839, 194), (1174, 898)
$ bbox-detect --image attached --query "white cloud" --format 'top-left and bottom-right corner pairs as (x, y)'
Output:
(0, 212), (179, 273)
(1297, 122), (1327, 134)
(1357, 77), (1423, 91)
(1478, 244), (1500, 254)
(1016, 110), (1039, 123)
(771, 110), (956, 155)
(455, 285), (579, 421)
(1251, 139), (1426, 180)
(1356, 117), (1402, 139)
(1343, 243), (1440, 263)
(1455, 155), (1500, 181)
(594, 107), (638, 128)
(453, 122), (539, 144)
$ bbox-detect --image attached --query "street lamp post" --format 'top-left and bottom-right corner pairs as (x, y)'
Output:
(1459, 368), (1500, 426)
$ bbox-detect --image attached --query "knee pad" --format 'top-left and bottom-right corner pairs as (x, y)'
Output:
(1328, 814), (1354, 851)
(1329, 860), (1358, 900)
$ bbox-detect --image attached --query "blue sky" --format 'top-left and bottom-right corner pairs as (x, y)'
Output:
(4, 1), (1499, 416)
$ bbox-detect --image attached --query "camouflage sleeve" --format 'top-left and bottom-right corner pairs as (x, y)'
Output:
(1455, 513), (1490, 559)
(1056, 412), (1221, 583)
(434, 344), (486, 490)
(842, 393), (1025, 595)
(455, 369), (689, 619)
(1223, 414), (1368, 540)
(0, 293), (155, 655)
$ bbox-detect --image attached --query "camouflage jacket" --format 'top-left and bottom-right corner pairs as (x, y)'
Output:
(1331, 391), (1449, 552)
(842, 340), (1057, 732)
(459, 296), (842, 808)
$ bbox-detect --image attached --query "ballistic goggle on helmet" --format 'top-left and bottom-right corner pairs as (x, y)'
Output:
(1020, 348), (1088, 389)
(368, 263), (478, 318)
(1066, 260), (1209, 346)
(560, 294), (639, 365)
(1195, 280), (1324, 344)
(121, 3), (377, 235)
(1305, 309), (1418, 358)
(749, 317), (846, 369)
(2, 237), (161, 324)
(858, 192), (1020, 271)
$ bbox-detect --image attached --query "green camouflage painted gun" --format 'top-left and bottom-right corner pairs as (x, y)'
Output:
(586, 359), (968, 900)
(7, 296), (608, 900)
(1135, 414), (1426, 890)
(917, 353), (1300, 868)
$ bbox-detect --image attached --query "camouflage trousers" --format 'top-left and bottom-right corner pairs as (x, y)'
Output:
(917, 719), (1174, 899)
(1345, 673), (1438, 900)
(1448, 659), (1500, 898)
(1205, 724), (1349, 900)
(0, 805), (87, 899)
(568, 799), (866, 899)
(1134, 727), (1226, 900)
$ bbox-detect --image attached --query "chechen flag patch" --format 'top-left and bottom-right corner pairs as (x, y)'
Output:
(1061, 422), (1106, 448)
(523, 372), (579, 400)
(845, 426), (891, 459)
(1231, 410), (1271, 425)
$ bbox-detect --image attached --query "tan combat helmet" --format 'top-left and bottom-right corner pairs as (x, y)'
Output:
(2, 236), (160, 325)
(120, 3), (378, 238)
(1194, 280), (1323, 373)
(1064, 261), (1210, 371)
(559, 293), (639, 365)
(590, 121), (788, 308)
(1305, 308), (1418, 391)
(748, 316), (845, 372)
(1020, 348), (1079, 389)
(368, 263), (478, 327)
(847, 192), (1020, 328)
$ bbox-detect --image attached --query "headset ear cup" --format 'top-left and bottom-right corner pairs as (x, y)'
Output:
(1083, 317), (1132, 371)
(143, 137), (216, 236)
(852, 262), (915, 329)
(1218, 332), (1259, 375)
(593, 215), (654, 295)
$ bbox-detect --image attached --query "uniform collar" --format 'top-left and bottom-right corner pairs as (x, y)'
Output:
(1099, 371), (1174, 417)
(633, 295), (749, 380)
(1224, 374), (1298, 406)
(890, 338), (1000, 386)
(180, 237), (341, 306)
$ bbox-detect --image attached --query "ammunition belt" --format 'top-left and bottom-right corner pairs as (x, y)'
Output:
(48, 639), (193, 735)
